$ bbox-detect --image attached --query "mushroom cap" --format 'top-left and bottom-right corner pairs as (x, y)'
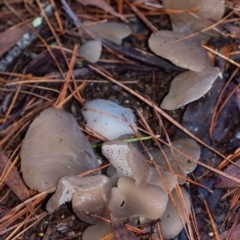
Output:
(20, 107), (99, 192)
(46, 175), (111, 224)
(82, 206), (113, 240)
(82, 99), (137, 141)
(162, 0), (225, 36)
(155, 138), (201, 184)
(148, 30), (212, 72)
(109, 176), (168, 220)
(161, 67), (220, 110)
(160, 187), (191, 239)
(147, 167), (177, 193)
(102, 141), (150, 186)
(83, 21), (132, 45)
(78, 40), (102, 63)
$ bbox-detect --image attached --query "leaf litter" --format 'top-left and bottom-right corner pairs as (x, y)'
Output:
(0, 0), (240, 239)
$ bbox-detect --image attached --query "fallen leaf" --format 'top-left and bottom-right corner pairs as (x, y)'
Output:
(75, 0), (127, 22)
(215, 159), (240, 188)
(110, 213), (139, 240)
(0, 151), (35, 215)
(211, 223), (240, 240)
(0, 25), (29, 56)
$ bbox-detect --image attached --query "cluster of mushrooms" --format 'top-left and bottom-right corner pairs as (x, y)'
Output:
(149, 0), (224, 110)
(20, 100), (201, 239)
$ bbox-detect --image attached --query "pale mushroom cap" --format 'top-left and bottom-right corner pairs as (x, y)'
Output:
(78, 40), (102, 63)
(20, 107), (99, 192)
(160, 187), (191, 239)
(46, 175), (111, 214)
(155, 138), (201, 184)
(82, 99), (137, 141)
(161, 67), (220, 110)
(102, 141), (150, 186)
(163, 0), (225, 36)
(83, 21), (132, 45)
(109, 176), (168, 220)
(82, 206), (113, 240)
(147, 167), (177, 193)
(148, 30), (212, 72)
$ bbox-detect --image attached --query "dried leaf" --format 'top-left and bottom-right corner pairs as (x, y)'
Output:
(0, 151), (35, 215)
(0, 25), (29, 56)
(212, 223), (240, 240)
(215, 159), (240, 188)
(110, 213), (139, 240)
(75, 0), (127, 22)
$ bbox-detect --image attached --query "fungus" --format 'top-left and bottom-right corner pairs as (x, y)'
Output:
(162, 0), (225, 36)
(78, 40), (102, 63)
(154, 138), (201, 184)
(103, 140), (177, 190)
(160, 187), (191, 239)
(161, 67), (220, 110)
(109, 176), (168, 220)
(83, 21), (132, 45)
(82, 99), (137, 141)
(102, 140), (150, 186)
(148, 30), (211, 72)
(20, 107), (100, 192)
(46, 175), (111, 224)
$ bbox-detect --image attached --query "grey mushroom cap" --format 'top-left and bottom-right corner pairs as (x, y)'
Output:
(160, 187), (191, 239)
(149, 30), (212, 72)
(154, 138), (201, 184)
(46, 175), (111, 224)
(162, 0), (225, 36)
(20, 107), (100, 192)
(78, 40), (102, 63)
(82, 99), (137, 141)
(102, 140), (151, 186)
(161, 67), (221, 110)
(83, 21), (132, 45)
(109, 176), (168, 220)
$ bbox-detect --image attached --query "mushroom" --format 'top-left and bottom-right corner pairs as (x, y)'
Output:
(153, 138), (201, 184)
(160, 187), (191, 239)
(82, 99), (138, 141)
(109, 176), (168, 220)
(20, 107), (100, 192)
(162, 0), (225, 36)
(103, 140), (177, 190)
(83, 21), (132, 45)
(102, 140), (150, 186)
(78, 40), (102, 63)
(148, 30), (212, 72)
(160, 67), (221, 110)
(46, 175), (111, 224)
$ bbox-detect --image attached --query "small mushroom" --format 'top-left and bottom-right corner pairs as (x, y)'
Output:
(83, 21), (132, 45)
(82, 206), (113, 240)
(160, 187), (191, 239)
(46, 175), (111, 224)
(162, 0), (225, 36)
(109, 176), (168, 220)
(78, 40), (102, 63)
(154, 138), (201, 184)
(103, 140), (177, 190)
(102, 140), (151, 186)
(82, 99), (137, 141)
(148, 30), (212, 72)
(161, 67), (220, 110)
(20, 107), (100, 192)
